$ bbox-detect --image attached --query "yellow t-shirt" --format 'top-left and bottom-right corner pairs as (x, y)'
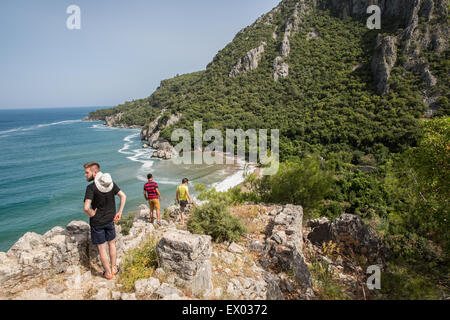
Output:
(177, 184), (188, 201)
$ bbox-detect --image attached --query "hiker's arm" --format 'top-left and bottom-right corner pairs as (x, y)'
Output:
(117, 191), (126, 214)
(144, 190), (148, 200)
(176, 189), (179, 203)
(187, 189), (192, 203)
(157, 188), (162, 200)
(83, 199), (97, 217)
(114, 191), (126, 222)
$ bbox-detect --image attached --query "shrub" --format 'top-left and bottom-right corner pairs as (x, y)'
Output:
(256, 156), (334, 218)
(118, 236), (159, 292)
(380, 263), (443, 300)
(116, 211), (136, 236)
(387, 117), (450, 251)
(195, 183), (260, 206)
(187, 200), (247, 242)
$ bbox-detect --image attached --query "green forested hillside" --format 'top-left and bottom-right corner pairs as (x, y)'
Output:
(89, 4), (442, 163)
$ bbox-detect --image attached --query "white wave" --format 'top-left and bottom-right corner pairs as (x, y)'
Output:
(0, 120), (82, 136)
(154, 178), (179, 186)
(136, 172), (151, 182)
(91, 124), (123, 130)
(90, 124), (106, 129)
(116, 132), (157, 181)
(127, 153), (155, 164)
(118, 133), (140, 155)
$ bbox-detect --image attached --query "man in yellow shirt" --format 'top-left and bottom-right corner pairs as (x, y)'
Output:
(176, 178), (192, 225)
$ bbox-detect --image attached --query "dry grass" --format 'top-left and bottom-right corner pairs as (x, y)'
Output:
(83, 287), (97, 300)
(230, 205), (268, 236)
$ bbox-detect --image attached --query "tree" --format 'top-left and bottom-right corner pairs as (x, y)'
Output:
(389, 117), (450, 250)
(256, 155), (334, 217)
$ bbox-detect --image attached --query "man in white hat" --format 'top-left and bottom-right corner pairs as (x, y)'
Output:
(83, 162), (126, 280)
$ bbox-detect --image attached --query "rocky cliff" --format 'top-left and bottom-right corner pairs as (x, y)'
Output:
(0, 202), (384, 300)
(320, 0), (448, 109)
(139, 110), (181, 159)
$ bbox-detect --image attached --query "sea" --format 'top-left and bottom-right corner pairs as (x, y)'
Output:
(0, 107), (250, 251)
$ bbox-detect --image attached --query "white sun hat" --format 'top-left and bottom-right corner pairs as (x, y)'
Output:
(94, 172), (114, 193)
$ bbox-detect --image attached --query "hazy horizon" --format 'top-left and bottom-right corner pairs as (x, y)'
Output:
(0, 0), (280, 110)
(0, 105), (111, 111)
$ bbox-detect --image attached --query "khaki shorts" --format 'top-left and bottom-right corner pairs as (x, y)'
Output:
(148, 199), (160, 213)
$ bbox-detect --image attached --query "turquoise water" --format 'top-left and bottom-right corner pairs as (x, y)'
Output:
(0, 107), (246, 251)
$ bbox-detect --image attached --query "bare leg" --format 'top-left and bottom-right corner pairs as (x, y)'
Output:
(109, 239), (117, 274)
(98, 243), (112, 278)
(149, 201), (154, 221)
(181, 211), (185, 225)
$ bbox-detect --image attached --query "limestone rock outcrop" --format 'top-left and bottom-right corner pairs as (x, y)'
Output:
(229, 42), (267, 77)
(140, 111), (181, 160)
(164, 204), (194, 222)
(1, 221), (92, 293)
(104, 113), (123, 127)
(371, 35), (397, 95)
(307, 213), (385, 265)
(134, 277), (161, 298)
(156, 229), (213, 297)
(273, 57), (290, 82)
(264, 204), (312, 289)
(151, 141), (175, 160)
(272, 0), (312, 81)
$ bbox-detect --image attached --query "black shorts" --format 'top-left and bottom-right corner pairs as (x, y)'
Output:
(179, 200), (188, 212)
(90, 221), (116, 245)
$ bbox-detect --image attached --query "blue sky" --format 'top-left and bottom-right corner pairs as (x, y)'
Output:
(0, 0), (280, 109)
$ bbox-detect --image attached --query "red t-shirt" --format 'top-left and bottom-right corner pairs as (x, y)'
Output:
(144, 181), (159, 199)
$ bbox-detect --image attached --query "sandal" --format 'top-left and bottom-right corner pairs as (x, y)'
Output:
(112, 266), (120, 276)
(102, 270), (113, 280)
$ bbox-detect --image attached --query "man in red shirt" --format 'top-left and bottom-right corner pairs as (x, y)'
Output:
(144, 173), (162, 223)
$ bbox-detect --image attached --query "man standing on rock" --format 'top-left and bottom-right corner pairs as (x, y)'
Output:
(144, 173), (162, 224)
(83, 162), (126, 280)
(176, 178), (192, 225)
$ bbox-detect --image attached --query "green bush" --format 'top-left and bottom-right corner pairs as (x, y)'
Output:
(386, 117), (450, 252)
(116, 211), (136, 236)
(256, 156), (334, 218)
(380, 263), (444, 300)
(384, 232), (446, 266)
(187, 200), (246, 242)
(118, 236), (159, 292)
(194, 181), (260, 206)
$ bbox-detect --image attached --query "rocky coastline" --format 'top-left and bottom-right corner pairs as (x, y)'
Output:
(83, 111), (178, 160)
(82, 113), (142, 129)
